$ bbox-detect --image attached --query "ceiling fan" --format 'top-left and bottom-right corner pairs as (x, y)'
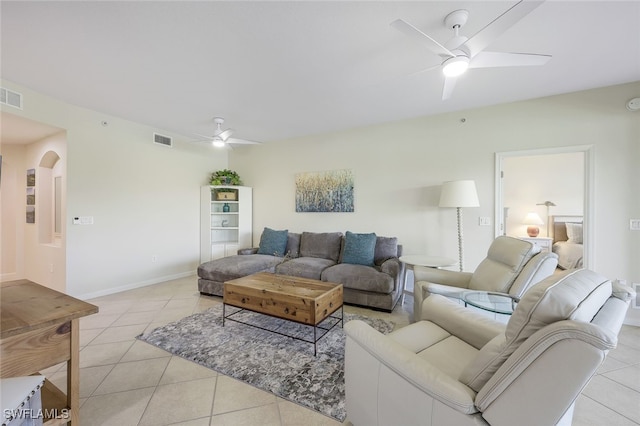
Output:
(197, 117), (261, 148)
(391, 0), (552, 100)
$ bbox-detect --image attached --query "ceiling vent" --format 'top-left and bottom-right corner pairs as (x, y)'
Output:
(1, 87), (23, 109)
(153, 133), (172, 148)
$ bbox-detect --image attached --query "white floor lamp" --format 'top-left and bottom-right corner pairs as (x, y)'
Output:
(439, 180), (479, 272)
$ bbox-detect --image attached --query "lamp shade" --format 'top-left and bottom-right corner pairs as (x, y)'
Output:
(439, 180), (480, 208)
(523, 212), (544, 225)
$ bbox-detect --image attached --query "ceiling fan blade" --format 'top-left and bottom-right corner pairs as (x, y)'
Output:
(192, 133), (214, 143)
(391, 19), (455, 59)
(463, 0), (545, 58)
(218, 128), (234, 141)
(470, 51), (551, 68)
(226, 137), (261, 145)
(408, 63), (442, 77)
(442, 76), (458, 100)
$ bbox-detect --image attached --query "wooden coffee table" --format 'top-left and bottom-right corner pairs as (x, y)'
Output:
(223, 272), (344, 356)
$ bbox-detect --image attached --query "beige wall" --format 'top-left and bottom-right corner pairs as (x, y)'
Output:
(1, 144), (26, 282)
(231, 81), (640, 325)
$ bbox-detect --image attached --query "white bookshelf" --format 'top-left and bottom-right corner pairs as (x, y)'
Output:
(200, 185), (252, 262)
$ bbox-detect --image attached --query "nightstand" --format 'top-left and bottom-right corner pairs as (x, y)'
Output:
(519, 236), (553, 254)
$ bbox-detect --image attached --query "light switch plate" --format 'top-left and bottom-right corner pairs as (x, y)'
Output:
(630, 219), (640, 231)
(479, 217), (491, 226)
(73, 216), (94, 225)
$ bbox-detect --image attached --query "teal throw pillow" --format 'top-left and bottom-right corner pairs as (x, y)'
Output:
(342, 231), (377, 266)
(257, 227), (289, 256)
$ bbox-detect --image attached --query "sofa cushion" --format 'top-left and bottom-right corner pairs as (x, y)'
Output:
(341, 231), (377, 266)
(468, 236), (540, 293)
(459, 269), (612, 392)
(197, 254), (283, 283)
(257, 227), (289, 256)
(322, 264), (394, 293)
(286, 232), (301, 258)
(374, 236), (399, 266)
(299, 232), (343, 261)
(275, 257), (336, 280)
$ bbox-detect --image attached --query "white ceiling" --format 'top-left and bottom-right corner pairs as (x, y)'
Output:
(1, 1), (639, 144)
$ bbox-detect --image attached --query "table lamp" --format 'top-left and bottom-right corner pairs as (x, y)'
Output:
(523, 212), (544, 237)
(439, 180), (479, 272)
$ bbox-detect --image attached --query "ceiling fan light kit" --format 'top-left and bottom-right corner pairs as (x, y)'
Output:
(442, 56), (470, 77)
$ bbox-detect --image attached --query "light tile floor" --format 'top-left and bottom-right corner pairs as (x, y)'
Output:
(41, 276), (640, 425)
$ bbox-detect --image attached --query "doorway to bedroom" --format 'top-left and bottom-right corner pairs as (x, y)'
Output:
(495, 145), (593, 269)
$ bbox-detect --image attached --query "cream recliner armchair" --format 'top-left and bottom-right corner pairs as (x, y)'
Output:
(413, 236), (558, 322)
(345, 269), (634, 426)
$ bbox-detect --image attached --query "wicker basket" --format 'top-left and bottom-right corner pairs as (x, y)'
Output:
(216, 191), (237, 201)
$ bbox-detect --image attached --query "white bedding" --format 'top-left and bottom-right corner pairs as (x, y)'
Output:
(553, 241), (583, 269)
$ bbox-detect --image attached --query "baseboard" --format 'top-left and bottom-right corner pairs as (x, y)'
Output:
(623, 318), (640, 327)
(73, 271), (196, 300)
(1, 272), (19, 282)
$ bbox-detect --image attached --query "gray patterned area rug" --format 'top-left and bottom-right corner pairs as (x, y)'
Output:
(137, 304), (394, 422)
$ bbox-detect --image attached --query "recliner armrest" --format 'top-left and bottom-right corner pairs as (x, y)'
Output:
(345, 320), (478, 414)
(421, 295), (505, 349)
(475, 320), (617, 426)
(508, 251), (558, 298)
(414, 266), (473, 288)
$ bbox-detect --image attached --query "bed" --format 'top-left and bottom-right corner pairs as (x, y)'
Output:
(551, 215), (584, 269)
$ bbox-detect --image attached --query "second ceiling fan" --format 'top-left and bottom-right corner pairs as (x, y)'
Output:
(391, 0), (552, 100)
(198, 117), (261, 148)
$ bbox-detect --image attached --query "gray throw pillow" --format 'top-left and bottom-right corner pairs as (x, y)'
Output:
(341, 231), (377, 266)
(257, 227), (289, 256)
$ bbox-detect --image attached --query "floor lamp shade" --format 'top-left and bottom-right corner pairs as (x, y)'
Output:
(439, 180), (479, 272)
(439, 180), (480, 208)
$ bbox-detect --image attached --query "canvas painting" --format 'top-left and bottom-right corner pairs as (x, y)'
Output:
(27, 168), (35, 186)
(27, 187), (35, 205)
(26, 206), (35, 224)
(295, 169), (354, 212)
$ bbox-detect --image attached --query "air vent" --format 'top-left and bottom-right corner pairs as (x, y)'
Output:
(0, 87), (23, 109)
(153, 133), (172, 147)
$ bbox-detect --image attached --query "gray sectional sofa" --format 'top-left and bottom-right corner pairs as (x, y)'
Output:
(197, 229), (404, 311)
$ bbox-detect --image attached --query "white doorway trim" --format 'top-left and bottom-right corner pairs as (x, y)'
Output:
(495, 145), (594, 269)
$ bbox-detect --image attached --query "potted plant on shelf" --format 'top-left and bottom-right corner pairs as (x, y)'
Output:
(210, 169), (242, 201)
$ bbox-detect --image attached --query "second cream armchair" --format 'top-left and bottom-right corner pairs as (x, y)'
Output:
(413, 236), (558, 321)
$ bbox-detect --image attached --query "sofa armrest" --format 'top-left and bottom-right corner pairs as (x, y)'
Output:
(237, 247), (258, 255)
(414, 266), (473, 289)
(421, 295), (505, 349)
(380, 257), (402, 276)
(345, 320), (478, 414)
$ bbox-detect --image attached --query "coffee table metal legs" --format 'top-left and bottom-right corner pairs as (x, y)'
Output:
(222, 304), (343, 356)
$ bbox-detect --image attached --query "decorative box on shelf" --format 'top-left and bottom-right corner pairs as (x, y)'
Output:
(215, 190), (237, 201)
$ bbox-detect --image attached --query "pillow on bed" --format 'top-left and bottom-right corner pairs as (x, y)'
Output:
(565, 223), (583, 244)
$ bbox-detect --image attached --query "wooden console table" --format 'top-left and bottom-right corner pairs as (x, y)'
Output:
(1, 280), (98, 425)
